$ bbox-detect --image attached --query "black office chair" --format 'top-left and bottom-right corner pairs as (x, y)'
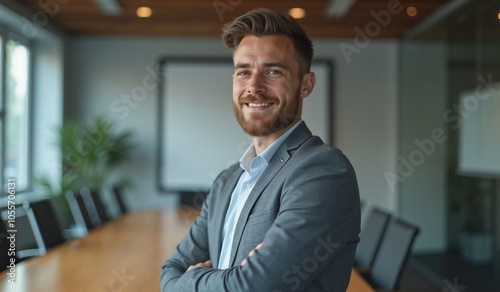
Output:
(111, 186), (129, 215)
(23, 199), (65, 252)
(0, 221), (11, 270)
(1, 205), (45, 260)
(80, 187), (110, 226)
(66, 191), (94, 233)
(354, 208), (391, 270)
(368, 218), (420, 291)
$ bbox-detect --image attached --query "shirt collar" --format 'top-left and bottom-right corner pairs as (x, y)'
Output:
(239, 120), (303, 171)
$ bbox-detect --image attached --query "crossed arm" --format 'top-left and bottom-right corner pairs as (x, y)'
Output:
(160, 150), (360, 292)
(186, 242), (263, 271)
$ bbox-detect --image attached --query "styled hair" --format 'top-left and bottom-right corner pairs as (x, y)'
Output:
(222, 8), (313, 75)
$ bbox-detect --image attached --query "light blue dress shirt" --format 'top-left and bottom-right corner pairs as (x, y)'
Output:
(217, 120), (303, 269)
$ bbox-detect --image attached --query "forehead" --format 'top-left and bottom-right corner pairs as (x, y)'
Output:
(233, 35), (297, 65)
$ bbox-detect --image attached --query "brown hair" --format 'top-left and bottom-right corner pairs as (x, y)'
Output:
(222, 8), (313, 76)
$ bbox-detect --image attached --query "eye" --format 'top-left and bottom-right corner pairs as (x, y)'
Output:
(235, 70), (250, 77)
(268, 69), (282, 76)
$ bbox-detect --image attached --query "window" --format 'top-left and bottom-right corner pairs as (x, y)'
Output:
(0, 34), (31, 194)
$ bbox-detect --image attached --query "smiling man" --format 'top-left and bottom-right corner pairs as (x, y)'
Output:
(160, 8), (360, 292)
(232, 33), (310, 154)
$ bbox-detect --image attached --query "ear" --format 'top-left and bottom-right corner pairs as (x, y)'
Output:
(300, 72), (316, 98)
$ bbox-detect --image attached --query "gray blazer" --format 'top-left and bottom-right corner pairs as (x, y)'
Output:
(160, 122), (360, 291)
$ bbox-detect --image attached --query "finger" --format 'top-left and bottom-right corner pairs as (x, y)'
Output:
(187, 260), (211, 271)
(241, 258), (248, 266)
(248, 242), (264, 257)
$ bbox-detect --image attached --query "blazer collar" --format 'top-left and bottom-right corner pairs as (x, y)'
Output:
(282, 122), (312, 153)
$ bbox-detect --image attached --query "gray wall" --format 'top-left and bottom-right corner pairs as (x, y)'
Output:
(399, 41), (448, 252)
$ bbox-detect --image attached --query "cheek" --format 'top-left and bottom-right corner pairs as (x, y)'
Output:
(232, 86), (240, 102)
(272, 82), (295, 97)
(233, 87), (242, 103)
(233, 80), (245, 96)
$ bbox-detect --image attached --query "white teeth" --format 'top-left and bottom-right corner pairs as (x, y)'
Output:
(248, 103), (271, 107)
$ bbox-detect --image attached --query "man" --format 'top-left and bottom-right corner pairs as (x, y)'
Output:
(160, 8), (360, 292)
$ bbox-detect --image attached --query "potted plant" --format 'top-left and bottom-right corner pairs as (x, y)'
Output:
(34, 117), (134, 226)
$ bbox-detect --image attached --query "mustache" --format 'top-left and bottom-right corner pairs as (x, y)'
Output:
(238, 95), (279, 104)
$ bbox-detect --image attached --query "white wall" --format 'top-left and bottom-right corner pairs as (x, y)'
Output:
(68, 37), (400, 215)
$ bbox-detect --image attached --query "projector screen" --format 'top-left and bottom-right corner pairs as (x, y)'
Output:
(458, 83), (500, 177)
(158, 58), (333, 192)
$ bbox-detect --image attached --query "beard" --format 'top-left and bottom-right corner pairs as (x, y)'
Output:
(233, 89), (301, 137)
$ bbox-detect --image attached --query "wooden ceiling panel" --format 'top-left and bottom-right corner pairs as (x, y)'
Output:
(18, 0), (448, 38)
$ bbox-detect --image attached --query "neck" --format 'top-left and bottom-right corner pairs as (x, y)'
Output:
(251, 120), (299, 155)
(252, 135), (279, 156)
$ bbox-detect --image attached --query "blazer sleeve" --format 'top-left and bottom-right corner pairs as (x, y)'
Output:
(163, 147), (360, 292)
(159, 167), (233, 291)
(159, 199), (210, 291)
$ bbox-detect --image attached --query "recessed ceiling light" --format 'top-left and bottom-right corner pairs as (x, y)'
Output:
(289, 8), (306, 19)
(498, 11), (500, 20)
(407, 6), (417, 17)
(137, 7), (152, 18)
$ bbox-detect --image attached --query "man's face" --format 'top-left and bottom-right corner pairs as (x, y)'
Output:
(232, 35), (314, 137)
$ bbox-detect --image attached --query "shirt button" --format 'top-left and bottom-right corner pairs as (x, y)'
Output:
(246, 183), (252, 188)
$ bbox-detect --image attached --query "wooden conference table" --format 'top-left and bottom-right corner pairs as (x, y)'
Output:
(0, 208), (373, 292)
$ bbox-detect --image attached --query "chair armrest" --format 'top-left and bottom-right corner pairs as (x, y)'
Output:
(62, 226), (88, 239)
(17, 248), (44, 259)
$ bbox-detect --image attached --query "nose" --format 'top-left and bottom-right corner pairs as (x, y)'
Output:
(246, 73), (265, 95)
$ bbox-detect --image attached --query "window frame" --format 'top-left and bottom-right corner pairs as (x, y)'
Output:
(0, 30), (5, 196)
(0, 29), (33, 196)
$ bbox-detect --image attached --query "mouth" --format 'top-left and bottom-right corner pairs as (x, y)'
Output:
(246, 102), (273, 108)
(238, 95), (278, 113)
(243, 102), (275, 112)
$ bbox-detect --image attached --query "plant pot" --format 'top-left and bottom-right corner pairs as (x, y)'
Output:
(460, 231), (493, 264)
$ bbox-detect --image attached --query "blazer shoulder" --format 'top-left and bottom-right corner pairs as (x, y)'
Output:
(296, 136), (355, 170)
(210, 162), (241, 189)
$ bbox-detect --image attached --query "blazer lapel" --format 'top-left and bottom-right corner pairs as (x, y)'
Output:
(227, 122), (312, 266)
(211, 166), (242, 268)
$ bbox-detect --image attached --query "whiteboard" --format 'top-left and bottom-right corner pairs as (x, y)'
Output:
(158, 58), (333, 192)
(458, 83), (500, 177)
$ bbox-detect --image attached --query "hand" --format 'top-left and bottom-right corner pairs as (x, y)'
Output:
(187, 260), (212, 271)
(240, 242), (264, 266)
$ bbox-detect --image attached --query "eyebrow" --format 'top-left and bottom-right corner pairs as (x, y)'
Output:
(234, 63), (250, 70)
(264, 62), (289, 71)
(234, 62), (289, 71)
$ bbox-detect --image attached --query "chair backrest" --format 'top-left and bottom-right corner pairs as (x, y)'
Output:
(1, 204), (45, 260)
(66, 191), (93, 232)
(0, 220), (12, 270)
(111, 186), (128, 215)
(369, 218), (420, 290)
(354, 208), (391, 268)
(80, 187), (109, 226)
(23, 199), (65, 250)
